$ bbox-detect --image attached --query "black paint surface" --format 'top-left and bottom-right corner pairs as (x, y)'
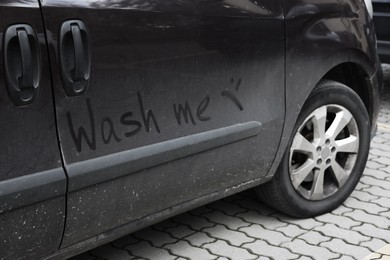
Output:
(0, 1), (66, 259)
(0, 0), (382, 259)
(40, 0), (286, 248)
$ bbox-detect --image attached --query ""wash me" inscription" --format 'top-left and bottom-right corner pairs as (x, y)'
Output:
(66, 78), (244, 153)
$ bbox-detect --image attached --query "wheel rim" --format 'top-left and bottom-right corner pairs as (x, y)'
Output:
(289, 104), (359, 201)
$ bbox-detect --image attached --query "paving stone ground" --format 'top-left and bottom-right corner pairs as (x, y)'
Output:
(72, 65), (390, 260)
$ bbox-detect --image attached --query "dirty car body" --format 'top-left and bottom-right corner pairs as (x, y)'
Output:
(0, 0), (382, 259)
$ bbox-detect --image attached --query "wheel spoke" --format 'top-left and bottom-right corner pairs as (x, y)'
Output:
(291, 159), (315, 189)
(310, 169), (325, 200)
(335, 135), (359, 153)
(291, 133), (316, 155)
(331, 160), (349, 187)
(312, 106), (327, 141)
(326, 110), (352, 138)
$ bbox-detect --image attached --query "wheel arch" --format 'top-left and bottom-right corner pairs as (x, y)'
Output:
(321, 62), (373, 124)
(266, 50), (380, 179)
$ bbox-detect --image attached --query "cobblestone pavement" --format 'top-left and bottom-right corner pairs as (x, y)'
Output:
(72, 66), (390, 260)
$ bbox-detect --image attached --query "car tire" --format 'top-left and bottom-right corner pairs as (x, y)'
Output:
(255, 80), (370, 217)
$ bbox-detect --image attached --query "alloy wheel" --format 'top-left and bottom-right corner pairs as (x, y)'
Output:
(289, 104), (359, 201)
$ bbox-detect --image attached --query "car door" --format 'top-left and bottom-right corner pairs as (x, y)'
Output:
(0, 1), (67, 259)
(40, 0), (285, 248)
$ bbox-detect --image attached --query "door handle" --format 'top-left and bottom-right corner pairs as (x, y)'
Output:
(71, 24), (84, 82)
(59, 20), (90, 97)
(3, 24), (40, 106)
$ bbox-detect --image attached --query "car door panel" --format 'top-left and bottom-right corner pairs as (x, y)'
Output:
(0, 1), (66, 259)
(40, 0), (285, 247)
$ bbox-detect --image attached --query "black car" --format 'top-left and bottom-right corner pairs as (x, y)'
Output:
(373, 0), (390, 63)
(0, 0), (382, 259)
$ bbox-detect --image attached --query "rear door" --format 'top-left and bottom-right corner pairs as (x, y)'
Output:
(40, 0), (285, 247)
(0, 1), (66, 259)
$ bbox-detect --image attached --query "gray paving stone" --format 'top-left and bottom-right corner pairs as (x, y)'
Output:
(239, 225), (291, 246)
(315, 213), (361, 229)
(370, 141), (390, 151)
(370, 149), (390, 159)
(353, 223), (390, 242)
(371, 197), (390, 210)
(172, 213), (215, 231)
(203, 224), (254, 246)
(154, 219), (180, 231)
(294, 256), (313, 260)
(314, 223), (370, 245)
(378, 113), (390, 121)
(360, 238), (388, 253)
(366, 160), (387, 170)
(202, 210), (251, 230)
(378, 210), (390, 220)
(165, 240), (217, 260)
(90, 245), (132, 260)
(276, 224), (307, 238)
(203, 240), (257, 260)
(320, 238), (371, 260)
(370, 136), (389, 144)
(363, 252), (387, 260)
(372, 157), (390, 166)
(237, 210), (288, 230)
(282, 238), (340, 260)
(272, 214), (323, 230)
(331, 205), (354, 215)
(344, 209), (390, 229)
(165, 224), (196, 239)
(207, 200), (247, 216)
(125, 241), (174, 260)
(355, 182), (371, 191)
(133, 228), (177, 247)
(257, 257), (272, 260)
(379, 111), (390, 116)
(363, 186), (390, 199)
(367, 153), (379, 161)
(243, 240), (299, 259)
(344, 197), (387, 215)
(297, 230), (332, 246)
(335, 255), (357, 260)
(350, 189), (380, 203)
(364, 168), (390, 181)
(379, 132), (390, 141)
(376, 244), (390, 256)
(184, 231), (216, 247)
(235, 198), (276, 215)
(378, 109), (390, 115)
(381, 166), (390, 175)
(361, 175), (390, 190)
